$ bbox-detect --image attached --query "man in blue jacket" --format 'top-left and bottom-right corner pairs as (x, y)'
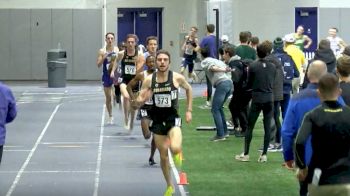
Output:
(0, 82), (17, 165)
(281, 60), (344, 196)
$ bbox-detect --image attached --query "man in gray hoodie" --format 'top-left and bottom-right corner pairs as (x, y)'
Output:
(200, 47), (233, 141)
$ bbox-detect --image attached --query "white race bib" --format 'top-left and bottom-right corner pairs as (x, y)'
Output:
(140, 109), (148, 117)
(154, 94), (171, 107)
(125, 65), (136, 75)
(185, 46), (193, 55)
(145, 97), (153, 105)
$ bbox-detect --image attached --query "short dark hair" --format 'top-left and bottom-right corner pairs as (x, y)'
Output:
(105, 32), (115, 38)
(257, 40), (272, 58)
(191, 26), (198, 32)
(200, 47), (210, 58)
(318, 73), (339, 98)
(239, 31), (250, 43)
(330, 27), (338, 32)
(206, 24), (215, 33)
(337, 56), (350, 77)
(146, 36), (158, 45)
(249, 36), (259, 45)
(224, 45), (235, 57)
(156, 50), (171, 63)
(126, 34), (139, 43)
(318, 39), (331, 50)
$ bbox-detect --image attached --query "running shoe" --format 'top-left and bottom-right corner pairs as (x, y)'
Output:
(258, 154), (267, 163)
(235, 152), (249, 162)
(164, 186), (174, 196)
(149, 157), (156, 166)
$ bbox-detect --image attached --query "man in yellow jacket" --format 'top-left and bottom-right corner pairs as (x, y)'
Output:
(284, 34), (306, 94)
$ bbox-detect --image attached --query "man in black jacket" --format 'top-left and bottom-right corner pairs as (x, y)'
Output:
(223, 45), (251, 136)
(302, 39), (336, 89)
(295, 73), (350, 195)
(235, 41), (276, 162)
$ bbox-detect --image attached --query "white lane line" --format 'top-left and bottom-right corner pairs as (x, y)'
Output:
(5, 104), (61, 196)
(168, 149), (187, 196)
(93, 104), (105, 196)
(41, 142), (99, 145)
(103, 135), (144, 138)
(0, 170), (94, 174)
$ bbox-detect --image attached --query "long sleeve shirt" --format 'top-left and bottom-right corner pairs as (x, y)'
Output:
(0, 82), (17, 145)
(295, 101), (350, 185)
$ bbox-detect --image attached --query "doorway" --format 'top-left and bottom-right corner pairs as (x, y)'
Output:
(295, 7), (318, 52)
(117, 8), (162, 48)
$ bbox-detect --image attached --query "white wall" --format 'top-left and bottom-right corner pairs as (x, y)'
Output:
(0, 0), (206, 73)
(224, 0), (319, 45)
(320, 0), (350, 8)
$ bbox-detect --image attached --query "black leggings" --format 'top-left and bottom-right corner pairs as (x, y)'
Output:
(244, 102), (274, 155)
(206, 76), (212, 102)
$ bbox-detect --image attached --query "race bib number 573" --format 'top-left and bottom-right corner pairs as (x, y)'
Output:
(125, 65), (136, 75)
(154, 94), (171, 107)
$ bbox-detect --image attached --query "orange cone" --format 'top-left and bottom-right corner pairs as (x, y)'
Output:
(202, 90), (208, 97)
(178, 172), (189, 185)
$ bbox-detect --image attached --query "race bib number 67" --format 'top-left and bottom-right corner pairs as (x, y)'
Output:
(154, 94), (171, 107)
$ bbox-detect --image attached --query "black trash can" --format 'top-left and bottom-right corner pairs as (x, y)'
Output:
(47, 49), (67, 88)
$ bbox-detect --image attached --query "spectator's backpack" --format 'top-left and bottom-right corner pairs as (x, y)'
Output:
(274, 52), (299, 83)
(240, 59), (253, 91)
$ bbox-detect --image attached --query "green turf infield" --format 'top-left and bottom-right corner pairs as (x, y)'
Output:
(179, 97), (299, 196)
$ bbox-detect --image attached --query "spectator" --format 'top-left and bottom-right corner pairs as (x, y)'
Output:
(281, 60), (345, 196)
(336, 55), (350, 105)
(327, 27), (347, 58)
(294, 25), (312, 51)
(236, 31), (256, 61)
(295, 73), (350, 195)
(218, 34), (235, 60)
(235, 41), (276, 162)
(302, 39), (336, 88)
(199, 24), (217, 108)
(249, 36), (259, 50)
(223, 45), (251, 137)
(284, 33), (306, 94)
(200, 47), (233, 141)
(0, 82), (17, 165)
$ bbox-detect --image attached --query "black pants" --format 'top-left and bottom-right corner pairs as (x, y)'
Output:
(228, 91), (251, 132)
(0, 145), (3, 165)
(270, 100), (282, 144)
(244, 101), (274, 155)
(206, 75), (212, 102)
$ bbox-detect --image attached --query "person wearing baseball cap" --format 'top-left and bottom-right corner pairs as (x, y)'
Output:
(284, 34), (306, 94)
(218, 35), (235, 60)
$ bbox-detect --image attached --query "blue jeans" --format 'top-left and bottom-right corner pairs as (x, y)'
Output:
(211, 80), (233, 137)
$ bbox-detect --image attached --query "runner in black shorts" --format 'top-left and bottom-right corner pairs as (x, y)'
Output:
(127, 56), (157, 165)
(118, 34), (145, 130)
(132, 50), (193, 196)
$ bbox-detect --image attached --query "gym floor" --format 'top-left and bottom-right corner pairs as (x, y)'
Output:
(0, 81), (205, 196)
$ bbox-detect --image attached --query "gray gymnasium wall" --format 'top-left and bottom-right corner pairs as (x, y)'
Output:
(0, 9), (101, 80)
(319, 8), (350, 45)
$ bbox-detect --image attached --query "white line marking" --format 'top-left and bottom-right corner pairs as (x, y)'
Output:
(5, 104), (61, 196)
(40, 142), (99, 145)
(0, 170), (94, 174)
(93, 104), (105, 196)
(168, 149), (187, 196)
(103, 135), (144, 138)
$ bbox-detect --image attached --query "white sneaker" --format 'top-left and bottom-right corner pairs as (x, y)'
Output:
(258, 154), (267, 163)
(108, 116), (114, 125)
(235, 153), (249, 162)
(205, 101), (211, 108)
